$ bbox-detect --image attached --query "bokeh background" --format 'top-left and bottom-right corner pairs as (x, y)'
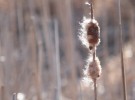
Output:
(0, 0), (135, 100)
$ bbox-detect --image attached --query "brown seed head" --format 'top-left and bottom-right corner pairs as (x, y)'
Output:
(79, 17), (100, 49)
(87, 22), (100, 45)
(84, 57), (102, 81)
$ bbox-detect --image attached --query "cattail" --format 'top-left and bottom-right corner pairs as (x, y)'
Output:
(87, 20), (100, 50)
(84, 56), (102, 81)
(80, 2), (102, 100)
(79, 17), (100, 51)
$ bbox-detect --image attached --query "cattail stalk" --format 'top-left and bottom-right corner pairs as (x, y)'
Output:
(54, 19), (61, 100)
(93, 48), (97, 100)
(94, 79), (97, 100)
(90, 0), (94, 20)
(93, 48), (96, 61)
(91, 1), (98, 99)
(118, 0), (127, 100)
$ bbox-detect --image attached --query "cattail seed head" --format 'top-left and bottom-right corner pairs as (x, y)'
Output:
(79, 17), (100, 50)
(87, 21), (100, 49)
(84, 56), (102, 81)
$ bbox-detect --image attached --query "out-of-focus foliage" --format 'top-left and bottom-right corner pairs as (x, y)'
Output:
(0, 0), (135, 100)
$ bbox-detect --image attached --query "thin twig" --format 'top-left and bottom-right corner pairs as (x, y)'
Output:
(91, 0), (97, 99)
(93, 47), (96, 61)
(93, 47), (97, 100)
(118, 0), (127, 100)
(94, 79), (97, 100)
(90, 0), (94, 19)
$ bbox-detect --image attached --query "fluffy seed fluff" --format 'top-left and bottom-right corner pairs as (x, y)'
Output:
(84, 56), (102, 81)
(79, 17), (100, 50)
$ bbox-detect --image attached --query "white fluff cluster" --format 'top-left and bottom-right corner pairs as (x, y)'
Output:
(79, 17), (100, 49)
(79, 16), (102, 85)
(84, 56), (102, 81)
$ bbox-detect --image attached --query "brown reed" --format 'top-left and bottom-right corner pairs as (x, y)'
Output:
(118, 0), (127, 100)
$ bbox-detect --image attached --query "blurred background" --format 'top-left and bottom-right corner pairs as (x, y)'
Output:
(0, 0), (135, 100)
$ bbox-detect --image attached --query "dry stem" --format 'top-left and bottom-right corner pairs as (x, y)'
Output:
(94, 79), (97, 100)
(118, 0), (127, 100)
(90, 0), (94, 19)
